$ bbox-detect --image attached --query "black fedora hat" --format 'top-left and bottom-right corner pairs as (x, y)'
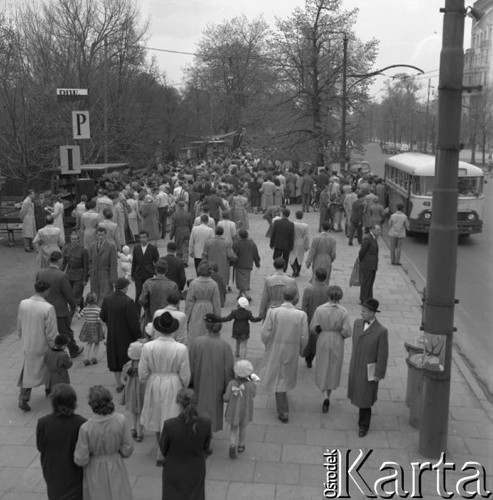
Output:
(153, 311), (179, 335)
(362, 298), (381, 313)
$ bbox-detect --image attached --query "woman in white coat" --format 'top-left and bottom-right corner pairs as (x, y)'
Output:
(310, 285), (352, 414)
(52, 194), (66, 245)
(139, 311), (190, 466)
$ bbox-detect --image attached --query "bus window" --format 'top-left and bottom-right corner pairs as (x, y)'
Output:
(458, 177), (482, 197)
(420, 177), (435, 196)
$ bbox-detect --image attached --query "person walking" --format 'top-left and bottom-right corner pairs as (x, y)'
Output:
(305, 221), (337, 284)
(343, 185), (358, 236)
(347, 299), (388, 437)
(74, 385), (134, 500)
(206, 188), (227, 225)
(139, 312), (191, 466)
(259, 175), (276, 211)
(36, 384), (86, 500)
(131, 230), (160, 316)
(310, 285), (352, 413)
(188, 318), (234, 433)
(358, 225), (381, 304)
(33, 215), (64, 268)
(17, 280), (58, 411)
(88, 227), (118, 306)
(156, 184), (170, 239)
(289, 210), (310, 277)
(79, 292), (105, 366)
(159, 388), (212, 500)
(100, 277), (141, 392)
(98, 208), (122, 251)
(301, 171), (314, 212)
(139, 258), (179, 325)
(43, 335), (73, 396)
(348, 192), (365, 246)
(52, 194), (66, 245)
(36, 251), (84, 359)
(301, 268), (330, 368)
(162, 241), (186, 292)
(260, 285), (308, 423)
(80, 199), (100, 250)
(169, 201), (192, 266)
(388, 203), (410, 265)
(232, 228), (260, 301)
(34, 192), (49, 232)
(217, 211), (237, 246)
(189, 214), (214, 274)
(185, 261), (221, 342)
(202, 225), (236, 291)
(20, 189), (37, 252)
(62, 231), (89, 310)
(270, 208), (294, 272)
(139, 195), (160, 244)
(223, 359), (258, 459)
(258, 257), (299, 319)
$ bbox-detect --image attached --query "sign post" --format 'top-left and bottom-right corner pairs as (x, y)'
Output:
(60, 145), (81, 174)
(72, 111), (90, 139)
(56, 88), (88, 101)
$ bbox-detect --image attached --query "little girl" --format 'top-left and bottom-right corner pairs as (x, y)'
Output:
(223, 359), (259, 459)
(44, 335), (73, 396)
(121, 340), (147, 442)
(118, 245), (132, 279)
(79, 292), (105, 366)
(210, 297), (262, 358)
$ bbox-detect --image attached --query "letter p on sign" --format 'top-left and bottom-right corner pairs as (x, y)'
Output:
(72, 111), (90, 139)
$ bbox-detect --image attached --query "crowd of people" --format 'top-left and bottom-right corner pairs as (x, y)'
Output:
(15, 153), (408, 500)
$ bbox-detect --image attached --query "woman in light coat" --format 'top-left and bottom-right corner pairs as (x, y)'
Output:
(310, 286), (352, 413)
(185, 261), (221, 342)
(52, 195), (66, 245)
(80, 199), (100, 250)
(139, 311), (190, 466)
(20, 190), (36, 251)
(74, 385), (133, 500)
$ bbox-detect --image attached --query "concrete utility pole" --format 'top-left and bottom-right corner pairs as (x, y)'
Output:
(339, 34), (348, 173)
(419, 0), (464, 457)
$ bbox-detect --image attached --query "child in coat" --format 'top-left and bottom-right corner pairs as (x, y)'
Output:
(44, 335), (72, 395)
(121, 340), (147, 442)
(79, 292), (105, 366)
(209, 297), (261, 358)
(117, 245), (132, 279)
(223, 359), (259, 459)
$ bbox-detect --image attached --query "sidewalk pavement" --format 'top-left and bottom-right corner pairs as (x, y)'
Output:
(0, 206), (492, 500)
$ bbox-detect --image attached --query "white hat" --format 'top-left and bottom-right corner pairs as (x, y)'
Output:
(127, 341), (144, 360)
(238, 297), (249, 309)
(234, 359), (254, 378)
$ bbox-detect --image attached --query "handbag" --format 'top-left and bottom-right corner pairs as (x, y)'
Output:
(349, 258), (360, 287)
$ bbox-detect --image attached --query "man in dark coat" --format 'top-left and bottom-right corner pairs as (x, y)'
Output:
(132, 229), (160, 315)
(36, 251), (84, 358)
(100, 277), (141, 391)
(62, 231), (89, 310)
(169, 201), (192, 265)
(358, 225), (381, 304)
(232, 228), (260, 300)
(206, 188), (227, 225)
(139, 258), (179, 324)
(347, 299), (388, 436)
(348, 192), (366, 246)
(163, 241), (187, 292)
(270, 208), (294, 272)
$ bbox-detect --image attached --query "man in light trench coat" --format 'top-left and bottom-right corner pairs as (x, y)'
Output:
(17, 280), (58, 411)
(347, 298), (389, 437)
(260, 285), (308, 423)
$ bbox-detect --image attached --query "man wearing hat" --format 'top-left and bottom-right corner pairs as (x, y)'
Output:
(100, 277), (141, 392)
(347, 298), (389, 437)
(17, 280), (59, 411)
(358, 225), (381, 304)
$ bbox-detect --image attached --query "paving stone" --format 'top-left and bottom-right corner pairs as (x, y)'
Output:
(0, 467), (43, 492)
(306, 428), (348, 448)
(226, 481), (275, 500)
(275, 484), (321, 500)
(264, 425), (306, 445)
(253, 461), (299, 485)
(281, 444), (325, 465)
(464, 437), (493, 458)
(128, 476), (161, 500)
(207, 458), (256, 482)
(0, 445), (38, 467)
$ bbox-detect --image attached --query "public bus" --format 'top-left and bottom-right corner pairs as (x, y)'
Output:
(384, 153), (484, 235)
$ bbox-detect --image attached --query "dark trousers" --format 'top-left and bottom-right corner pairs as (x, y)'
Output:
(69, 279), (85, 309)
(158, 207), (168, 238)
(275, 392), (289, 415)
(358, 408), (372, 431)
(359, 269), (376, 303)
(134, 278), (146, 315)
(19, 387), (32, 403)
(348, 222), (363, 244)
(194, 258), (202, 275)
(301, 193), (311, 212)
(291, 258), (301, 277)
(56, 316), (79, 356)
(272, 248), (290, 271)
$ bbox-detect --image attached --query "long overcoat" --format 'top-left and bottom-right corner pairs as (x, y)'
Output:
(260, 180), (276, 210)
(20, 196), (36, 238)
(260, 303), (308, 392)
(347, 318), (389, 408)
(202, 236), (235, 286)
(289, 220), (310, 265)
(18, 295), (58, 388)
(139, 275), (179, 324)
(185, 277), (221, 341)
(189, 333), (234, 432)
(305, 232), (337, 283)
(88, 240), (118, 306)
(33, 226), (63, 268)
(100, 290), (141, 372)
(258, 272), (299, 319)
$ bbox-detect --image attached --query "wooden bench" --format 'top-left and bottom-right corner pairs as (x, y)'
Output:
(0, 211), (22, 246)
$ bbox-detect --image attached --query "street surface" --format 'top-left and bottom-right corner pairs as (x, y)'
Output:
(362, 143), (493, 396)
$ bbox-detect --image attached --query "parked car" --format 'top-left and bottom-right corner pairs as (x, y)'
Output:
(348, 161), (371, 176)
(400, 143), (410, 153)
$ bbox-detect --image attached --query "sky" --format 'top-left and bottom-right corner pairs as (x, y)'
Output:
(141, 0), (473, 99)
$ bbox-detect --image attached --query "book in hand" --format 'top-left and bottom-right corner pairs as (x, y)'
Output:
(367, 363), (377, 382)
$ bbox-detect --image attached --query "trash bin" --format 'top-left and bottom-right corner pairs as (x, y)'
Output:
(406, 353), (424, 429)
(404, 342), (424, 407)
